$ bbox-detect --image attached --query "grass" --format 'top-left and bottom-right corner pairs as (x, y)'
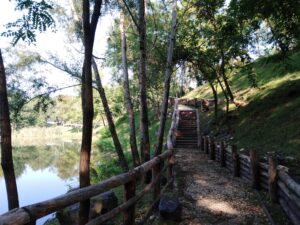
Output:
(92, 111), (171, 181)
(183, 50), (300, 167)
(12, 126), (82, 147)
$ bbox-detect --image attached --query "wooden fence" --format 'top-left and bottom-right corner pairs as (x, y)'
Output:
(0, 104), (180, 225)
(169, 97), (215, 111)
(201, 135), (300, 225)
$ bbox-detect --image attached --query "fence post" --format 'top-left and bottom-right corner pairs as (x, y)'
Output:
(196, 109), (201, 148)
(153, 161), (161, 201)
(123, 180), (136, 225)
(250, 149), (260, 189)
(167, 152), (175, 188)
(268, 156), (278, 203)
(220, 141), (226, 167)
(204, 136), (209, 154)
(209, 137), (215, 160)
(232, 145), (239, 177)
(201, 136), (205, 151)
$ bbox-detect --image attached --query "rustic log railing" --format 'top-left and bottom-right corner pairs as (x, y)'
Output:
(200, 135), (300, 225)
(0, 100), (180, 225)
(167, 98), (179, 149)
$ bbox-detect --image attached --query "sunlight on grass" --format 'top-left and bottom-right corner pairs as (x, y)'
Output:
(183, 51), (300, 161)
(12, 127), (82, 147)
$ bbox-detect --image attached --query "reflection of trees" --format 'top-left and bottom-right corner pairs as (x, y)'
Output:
(12, 146), (56, 177)
(0, 142), (104, 182)
(0, 143), (81, 179)
(53, 144), (80, 179)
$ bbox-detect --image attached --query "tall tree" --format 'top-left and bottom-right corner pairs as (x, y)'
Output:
(79, 0), (102, 224)
(92, 58), (129, 171)
(138, 0), (151, 167)
(0, 50), (19, 210)
(154, 0), (177, 156)
(69, 0), (130, 172)
(120, 12), (141, 167)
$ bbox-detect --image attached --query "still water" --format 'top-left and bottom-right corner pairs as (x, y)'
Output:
(0, 141), (81, 224)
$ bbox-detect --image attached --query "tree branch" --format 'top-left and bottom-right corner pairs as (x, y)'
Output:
(120, 0), (140, 31)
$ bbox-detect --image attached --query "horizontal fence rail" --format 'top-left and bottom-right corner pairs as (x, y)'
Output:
(0, 150), (175, 225)
(0, 102), (181, 225)
(200, 135), (300, 225)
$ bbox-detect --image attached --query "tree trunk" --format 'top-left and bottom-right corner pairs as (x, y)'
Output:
(100, 114), (106, 127)
(0, 50), (19, 210)
(220, 49), (234, 102)
(138, 0), (150, 164)
(179, 62), (186, 97)
(216, 75), (229, 114)
(154, 0), (177, 156)
(79, 1), (102, 224)
(120, 12), (140, 167)
(208, 80), (218, 119)
(92, 58), (129, 172)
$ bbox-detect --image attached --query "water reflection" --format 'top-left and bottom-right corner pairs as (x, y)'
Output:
(0, 141), (82, 224)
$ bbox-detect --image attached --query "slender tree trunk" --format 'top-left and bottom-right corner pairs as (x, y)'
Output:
(220, 49), (234, 102)
(180, 62), (186, 97)
(79, 1), (102, 224)
(71, 0), (128, 172)
(92, 58), (129, 171)
(100, 114), (106, 127)
(120, 13), (140, 167)
(154, 0), (177, 156)
(138, 0), (150, 164)
(0, 50), (19, 210)
(208, 80), (218, 119)
(216, 75), (229, 114)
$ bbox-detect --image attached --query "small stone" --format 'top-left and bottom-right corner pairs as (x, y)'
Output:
(159, 196), (182, 221)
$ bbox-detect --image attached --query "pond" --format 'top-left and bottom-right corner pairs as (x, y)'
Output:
(0, 141), (81, 225)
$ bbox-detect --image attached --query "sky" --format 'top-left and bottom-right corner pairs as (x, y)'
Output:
(0, 0), (116, 95)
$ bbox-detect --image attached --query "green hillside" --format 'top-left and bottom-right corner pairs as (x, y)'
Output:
(185, 51), (300, 171)
(92, 112), (171, 181)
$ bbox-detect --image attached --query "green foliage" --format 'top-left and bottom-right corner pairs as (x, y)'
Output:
(185, 50), (300, 160)
(105, 1), (173, 107)
(2, 0), (56, 45)
(92, 110), (171, 181)
(229, 0), (300, 54)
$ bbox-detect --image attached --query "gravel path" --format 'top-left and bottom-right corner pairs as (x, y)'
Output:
(173, 147), (270, 225)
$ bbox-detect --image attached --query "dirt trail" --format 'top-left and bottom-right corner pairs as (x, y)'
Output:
(174, 147), (270, 225)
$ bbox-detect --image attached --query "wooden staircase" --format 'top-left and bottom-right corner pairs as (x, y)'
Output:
(175, 110), (198, 148)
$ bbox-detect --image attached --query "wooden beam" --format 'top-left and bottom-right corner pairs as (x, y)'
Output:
(0, 150), (172, 225)
(250, 149), (260, 189)
(123, 180), (136, 225)
(220, 141), (226, 167)
(232, 145), (239, 177)
(209, 137), (215, 160)
(268, 156), (277, 202)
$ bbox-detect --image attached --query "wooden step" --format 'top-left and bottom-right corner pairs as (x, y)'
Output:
(175, 145), (198, 148)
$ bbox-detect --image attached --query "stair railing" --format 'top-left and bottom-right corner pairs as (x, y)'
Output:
(167, 98), (179, 149)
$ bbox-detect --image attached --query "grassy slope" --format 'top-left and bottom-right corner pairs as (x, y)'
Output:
(185, 51), (300, 162)
(93, 112), (171, 180)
